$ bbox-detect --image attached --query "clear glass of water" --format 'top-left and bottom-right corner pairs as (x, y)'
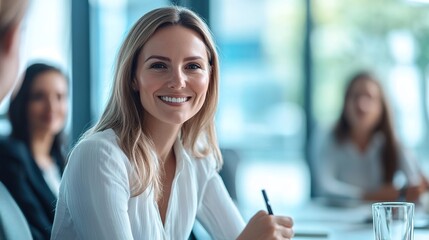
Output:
(372, 202), (414, 240)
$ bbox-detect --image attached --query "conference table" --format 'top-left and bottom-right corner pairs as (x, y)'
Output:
(286, 199), (429, 239)
(193, 198), (429, 239)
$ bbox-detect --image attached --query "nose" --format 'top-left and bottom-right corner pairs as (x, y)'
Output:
(45, 97), (54, 112)
(167, 69), (186, 89)
(356, 96), (370, 112)
(46, 95), (61, 112)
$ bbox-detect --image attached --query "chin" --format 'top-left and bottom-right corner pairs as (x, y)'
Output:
(163, 116), (192, 126)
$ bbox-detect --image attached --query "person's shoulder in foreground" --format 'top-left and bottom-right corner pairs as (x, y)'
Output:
(0, 0), (31, 239)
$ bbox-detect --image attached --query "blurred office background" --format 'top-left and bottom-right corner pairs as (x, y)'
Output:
(1, 0), (429, 221)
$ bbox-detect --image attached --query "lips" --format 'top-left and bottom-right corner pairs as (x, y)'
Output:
(159, 96), (190, 103)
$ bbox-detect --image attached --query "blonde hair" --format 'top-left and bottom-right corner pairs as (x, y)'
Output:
(0, 0), (27, 43)
(84, 6), (222, 197)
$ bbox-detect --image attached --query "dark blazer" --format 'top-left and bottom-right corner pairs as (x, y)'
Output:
(0, 136), (64, 240)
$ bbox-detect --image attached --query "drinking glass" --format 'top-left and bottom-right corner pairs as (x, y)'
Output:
(372, 202), (414, 240)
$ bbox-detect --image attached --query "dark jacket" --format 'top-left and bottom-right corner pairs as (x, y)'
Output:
(0, 136), (64, 240)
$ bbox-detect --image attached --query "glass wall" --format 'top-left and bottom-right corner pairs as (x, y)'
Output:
(90, 0), (169, 118)
(211, 0), (310, 219)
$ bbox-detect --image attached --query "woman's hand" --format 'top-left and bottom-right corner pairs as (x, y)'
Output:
(363, 181), (427, 203)
(406, 174), (429, 202)
(237, 210), (294, 240)
(405, 186), (424, 202)
(363, 184), (399, 201)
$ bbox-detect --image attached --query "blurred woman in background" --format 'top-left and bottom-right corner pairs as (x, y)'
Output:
(315, 71), (428, 203)
(0, 62), (68, 240)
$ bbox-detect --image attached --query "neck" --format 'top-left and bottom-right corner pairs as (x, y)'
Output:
(350, 128), (371, 152)
(31, 132), (55, 157)
(145, 122), (181, 163)
(30, 132), (57, 170)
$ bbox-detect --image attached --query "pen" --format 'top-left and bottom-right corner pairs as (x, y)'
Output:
(261, 189), (274, 215)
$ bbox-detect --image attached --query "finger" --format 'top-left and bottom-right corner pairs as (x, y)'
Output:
(249, 210), (268, 222)
(257, 209), (269, 216)
(274, 216), (294, 228)
(278, 225), (294, 238)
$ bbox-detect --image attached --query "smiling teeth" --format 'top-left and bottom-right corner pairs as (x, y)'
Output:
(160, 96), (188, 103)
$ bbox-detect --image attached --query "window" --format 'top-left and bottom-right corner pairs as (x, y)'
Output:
(0, 0), (70, 135)
(211, 0), (310, 219)
(91, 0), (169, 118)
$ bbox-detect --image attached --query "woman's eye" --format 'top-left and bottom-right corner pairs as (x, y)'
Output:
(29, 93), (45, 101)
(186, 63), (201, 70)
(57, 93), (65, 101)
(150, 63), (167, 69)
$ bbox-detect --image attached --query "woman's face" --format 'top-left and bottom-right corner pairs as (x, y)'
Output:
(345, 78), (383, 133)
(27, 71), (68, 137)
(134, 25), (210, 127)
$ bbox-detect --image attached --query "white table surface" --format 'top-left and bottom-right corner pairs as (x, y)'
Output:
(283, 199), (429, 240)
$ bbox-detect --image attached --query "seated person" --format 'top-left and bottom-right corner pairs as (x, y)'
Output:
(51, 6), (294, 240)
(314, 71), (428, 203)
(0, 63), (68, 240)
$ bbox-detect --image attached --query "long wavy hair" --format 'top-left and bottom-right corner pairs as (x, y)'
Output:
(8, 62), (68, 168)
(83, 6), (222, 197)
(333, 71), (399, 183)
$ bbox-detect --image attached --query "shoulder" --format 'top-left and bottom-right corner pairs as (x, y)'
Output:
(0, 136), (26, 153)
(0, 137), (32, 182)
(312, 128), (348, 168)
(73, 129), (120, 153)
(193, 153), (217, 177)
(0, 136), (30, 163)
(61, 129), (132, 201)
(192, 153), (219, 188)
(176, 140), (217, 177)
(68, 129), (131, 171)
(314, 127), (340, 153)
(395, 142), (417, 164)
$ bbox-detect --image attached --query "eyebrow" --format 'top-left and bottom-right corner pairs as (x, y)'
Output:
(144, 55), (205, 63)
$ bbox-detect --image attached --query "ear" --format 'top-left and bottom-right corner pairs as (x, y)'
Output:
(1, 23), (20, 56)
(131, 78), (139, 91)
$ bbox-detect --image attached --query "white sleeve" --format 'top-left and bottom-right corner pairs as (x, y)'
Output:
(319, 159), (364, 199)
(398, 148), (422, 186)
(316, 137), (364, 199)
(196, 174), (245, 240)
(64, 138), (133, 240)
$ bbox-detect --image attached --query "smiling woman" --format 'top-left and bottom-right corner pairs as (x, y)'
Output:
(51, 6), (294, 240)
(133, 25), (210, 127)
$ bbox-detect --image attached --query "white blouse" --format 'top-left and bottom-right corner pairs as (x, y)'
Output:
(42, 163), (61, 197)
(51, 129), (245, 240)
(314, 132), (421, 199)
